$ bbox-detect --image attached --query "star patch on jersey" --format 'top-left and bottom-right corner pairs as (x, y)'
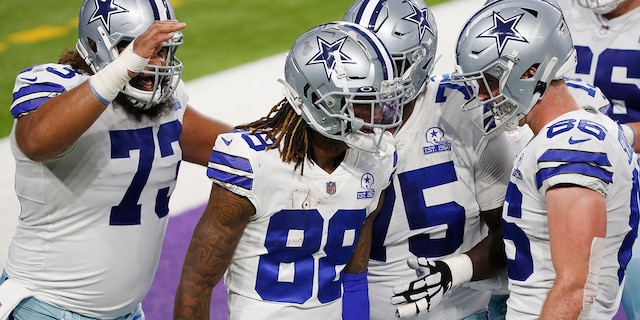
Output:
(307, 36), (355, 80)
(478, 12), (528, 56)
(402, 5), (434, 41)
(356, 172), (375, 199)
(423, 127), (452, 155)
(89, 0), (128, 32)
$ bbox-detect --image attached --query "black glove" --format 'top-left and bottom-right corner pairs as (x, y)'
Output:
(390, 258), (453, 318)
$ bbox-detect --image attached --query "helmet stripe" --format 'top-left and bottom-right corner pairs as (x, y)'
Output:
(148, 0), (174, 20)
(352, 0), (385, 30)
(340, 22), (396, 80)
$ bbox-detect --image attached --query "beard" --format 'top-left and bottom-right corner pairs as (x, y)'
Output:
(112, 93), (175, 122)
(112, 75), (176, 122)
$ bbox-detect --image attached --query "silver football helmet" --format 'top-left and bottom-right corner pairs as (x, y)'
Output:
(76, 0), (183, 110)
(343, 0), (438, 104)
(451, 0), (576, 135)
(576, 0), (626, 14)
(280, 21), (404, 154)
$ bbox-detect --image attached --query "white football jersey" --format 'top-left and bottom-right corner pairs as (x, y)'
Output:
(7, 63), (188, 318)
(367, 74), (514, 320)
(504, 77), (611, 157)
(503, 107), (639, 319)
(557, 0), (640, 123)
(206, 130), (396, 320)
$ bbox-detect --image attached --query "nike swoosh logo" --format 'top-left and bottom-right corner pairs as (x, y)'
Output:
(568, 137), (591, 144)
(20, 76), (38, 82)
(221, 137), (233, 146)
(471, 46), (492, 55)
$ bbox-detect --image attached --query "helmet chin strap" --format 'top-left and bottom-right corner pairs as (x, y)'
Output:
(530, 56), (558, 105)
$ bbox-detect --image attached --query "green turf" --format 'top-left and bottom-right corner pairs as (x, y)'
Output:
(0, 0), (448, 138)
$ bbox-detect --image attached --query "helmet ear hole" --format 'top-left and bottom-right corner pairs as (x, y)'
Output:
(87, 38), (97, 53)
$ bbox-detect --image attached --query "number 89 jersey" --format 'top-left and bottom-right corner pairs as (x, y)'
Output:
(207, 130), (396, 320)
(503, 107), (640, 319)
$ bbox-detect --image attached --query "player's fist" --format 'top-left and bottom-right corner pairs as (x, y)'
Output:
(390, 258), (453, 318)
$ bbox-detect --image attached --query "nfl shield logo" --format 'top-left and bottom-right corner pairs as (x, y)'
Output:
(326, 181), (336, 194)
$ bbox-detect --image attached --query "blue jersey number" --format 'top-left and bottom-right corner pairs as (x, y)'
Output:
(503, 170), (640, 282)
(371, 161), (465, 261)
(109, 120), (182, 225)
(255, 208), (365, 304)
(574, 47), (640, 118)
(502, 182), (533, 281)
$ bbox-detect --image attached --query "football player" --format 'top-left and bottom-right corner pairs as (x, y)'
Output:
(343, 1), (515, 319)
(556, 0), (640, 318)
(173, 21), (403, 320)
(450, 0), (639, 318)
(0, 0), (232, 319)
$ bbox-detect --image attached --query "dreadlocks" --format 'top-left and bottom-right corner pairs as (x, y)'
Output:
(236, 99), (312, 174)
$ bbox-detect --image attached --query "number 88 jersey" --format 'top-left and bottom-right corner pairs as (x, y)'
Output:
(207, 130), (396, 320)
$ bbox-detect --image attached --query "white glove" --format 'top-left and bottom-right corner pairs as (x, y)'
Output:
(390, 255), (473, 318)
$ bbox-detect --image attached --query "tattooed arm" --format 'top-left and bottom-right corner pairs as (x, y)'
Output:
(174, 184), (255, 319)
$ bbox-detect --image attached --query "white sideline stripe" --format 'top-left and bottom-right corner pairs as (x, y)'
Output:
(0, 0), (481, 268)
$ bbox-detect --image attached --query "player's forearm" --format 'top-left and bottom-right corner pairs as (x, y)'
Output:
(180, 106), (233, 166)
(345, 210), (376, 274)
(468, 207), (506, 280)
(174, 281), (214, 319)
(174, 233), (229, 319)
(540, 281), (584, 319)
(465, 229), (506, 280)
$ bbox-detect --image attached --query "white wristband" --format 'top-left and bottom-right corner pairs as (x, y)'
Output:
(88, 42), (149, 105)
(442, 254), (473, 288)
(621, 123), (635, 148)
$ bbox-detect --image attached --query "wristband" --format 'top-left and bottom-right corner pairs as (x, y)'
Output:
(621, 123), (635, 148)
(442, 254), (473, 288)
(342, 271), (369, 320)
(88, 42), (149, 105)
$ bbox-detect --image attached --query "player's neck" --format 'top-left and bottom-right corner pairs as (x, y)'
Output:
(308, 132), (348, 174)
(603, 0), (640, 19)
(524, 81), (580, 135)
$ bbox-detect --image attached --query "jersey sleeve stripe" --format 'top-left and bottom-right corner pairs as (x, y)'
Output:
(10, 96), (49, 118)
(11, 83), (66, 117)
(207, 150), (254, 190)
(12, 82), (66, 101)
(535, 163), (614, 189)
(538, 149), (611, 166)
(209, 150), (253, 173)
(207, 166), (253, 191)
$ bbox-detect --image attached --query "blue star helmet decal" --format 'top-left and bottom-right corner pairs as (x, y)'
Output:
(478, 11), (528, 56)
(307, 36), (355, 80)
(402, 5), (434, 41)
(89, 0), (128, 32)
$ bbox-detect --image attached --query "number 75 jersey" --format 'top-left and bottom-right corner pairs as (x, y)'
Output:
(366, 75), (514, 320)
(207, 130), (396, 319)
